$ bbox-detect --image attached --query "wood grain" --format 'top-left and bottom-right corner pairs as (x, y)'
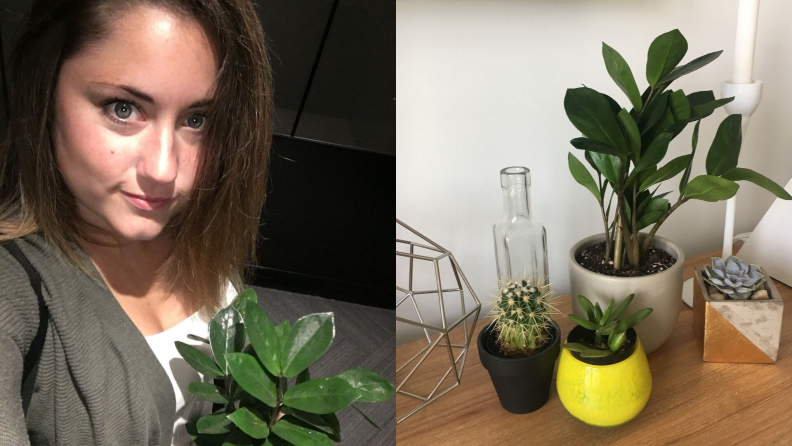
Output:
(396, 246), (792, 444)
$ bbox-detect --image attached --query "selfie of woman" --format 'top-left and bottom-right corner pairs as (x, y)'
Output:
(0, 0), (395, 445)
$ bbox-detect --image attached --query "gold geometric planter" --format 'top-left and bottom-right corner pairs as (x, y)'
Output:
(693, 266), (784, 363)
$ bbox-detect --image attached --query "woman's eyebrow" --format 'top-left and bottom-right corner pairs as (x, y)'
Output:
(92, 82), (213, 108)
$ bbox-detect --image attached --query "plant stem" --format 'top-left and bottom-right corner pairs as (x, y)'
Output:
(600, 199), (611, 261)
(630, 183), (640, 270)
(636, 88), (655, 123)
(268, 376), (287, 429)
(641, 197), (688, 257)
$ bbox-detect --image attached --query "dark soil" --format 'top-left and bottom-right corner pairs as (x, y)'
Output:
(571, 328), (632, 354)
(576, 240), (676, 277)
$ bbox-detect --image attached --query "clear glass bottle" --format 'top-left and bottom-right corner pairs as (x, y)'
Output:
(493, 166), (550, 287)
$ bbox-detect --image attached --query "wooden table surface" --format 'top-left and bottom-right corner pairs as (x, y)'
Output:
(396, 247), (792, 445)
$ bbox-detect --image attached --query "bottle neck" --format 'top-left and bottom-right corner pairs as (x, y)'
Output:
(502, 184), (531, 218)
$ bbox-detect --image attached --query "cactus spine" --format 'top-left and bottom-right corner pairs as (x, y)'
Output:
(487, 278), (558, 357)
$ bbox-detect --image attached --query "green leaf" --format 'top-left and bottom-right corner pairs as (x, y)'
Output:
(564, 87), (627, 151)
(603, 42), (643, 111)
(588, 151), (621, 186)
(335, 369), (394, 403)
(272, 418), (334, 446)
(225, 352), (278, 407)
(658, 51), (723, 85)
(320, 413), (341, 442)
(187, 334), (210, 344)
(281, 313), (335, 378)
(281, 407), (339, 439)
(721, 168), (792, 200)
(210, 305), (246, 375)
(242, 299), (282, 376)
(684, 175), (740, 202)
(689, 91), (734, 120)
(188, 382), (230, 404)
(638, 91), (669, 134)
(639, 155), (691, 191)
(577, 295), (597, 323)
(175, 341), (224, 379)
(599, 298), (614, 325)
(570, 137), (627, 156)
(607, 294), (635, 324)
(561, 342), (590, 352)
(230, 288), (258, 315)
(283, 377), (359, 414)
(568, 153), (601, 201)
(275, 321), (291, 356)
(608, 331), (627, 352)
(668, 89), (690, 122)
(603, 93), (623, 114)
(597, 321), (618, 336)
(632, 132), (673, 178)
(679, 121), (701, 195)
(593, 302), (603, 321)
(617, 109), (642, 161)
(351, 404), (380, 429)
(636, 211), (663, 230)
(580, 348), (616, 358)
(642, 106), (675, 147)
(223, 429), (258, 446)
(227, 407), (270, 439)
(616, 308), (654, 333)
(646, 30), (688, 87)
(640, 197), (670, 219)
(569, 313), (599, 331)
(296, 368), (311, 385)
(197, 414), (233, 435)
(706, 114), (742, 176)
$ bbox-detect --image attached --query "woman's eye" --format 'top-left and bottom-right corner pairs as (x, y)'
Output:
(186, 115), (205, 130)
(110, 101), (138, 120)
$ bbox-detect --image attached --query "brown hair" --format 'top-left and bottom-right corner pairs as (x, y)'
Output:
(0, 0), (273, 321)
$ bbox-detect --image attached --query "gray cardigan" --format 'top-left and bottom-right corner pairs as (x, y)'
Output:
(0, 232), (175, 445)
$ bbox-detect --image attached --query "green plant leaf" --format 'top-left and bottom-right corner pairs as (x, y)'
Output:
(561, 342), (590, 352)
(351, 404), (380, 429)
(175, 341), (224, 379)
(296, 368), (311, 385)
(603, 43), (643, 111)
(272, 418), (334, 446)
(597, 321), (618, 336)
(227, 407), (270, 439)
(188, 382), (229, 404)
(632, 132), (673, 178)
(280, 313), (335, 378)
(684, 175), (740, 202)
(706, 114), (742, 176)
(679, 121), (701, 195)
(615, 308), (654, 333)
(721, 167), (792, 200)
(577, 295), (597, 323)
(599, 298), (614, 325)
(242, 299), (282, 376)
(187, 334), (210, 344)
(580, 348), (616, 358)
(638, 91), (669, 134)
(588, 151), (621, 186)
(570, 137), (628, 156)
(564, 87), (627, 151)
(568, 313), (599, 331)
(689, 91), (734, 121)
(593, 302), (603, 321)
(607, 294), (635, 324)
(646, 30), (688, 87)
(210, 305), (246, 375)
(608, 331), (627, 352)
(223, 429), (258, 446)
(196, 414), (233, 435)
(275, 320), (291, 354)
(281, 407), (338, 439)
(283, 377), (358, 414)
(225, 352), (278, 407)
(669, 89), (691, 122)
(617, 109), (641, 161)
(638, 155), (690, 191)
(334, 369), (394, 403)
(230, 288), (259, 315)
(641, 106), (675, 149)
(658, 51), (723, 85)
(636, 211), (663, 230)
(568, 153), (601, 201)
(320, 413), (341, 442)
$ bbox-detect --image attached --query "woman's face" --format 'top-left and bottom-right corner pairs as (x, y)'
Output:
(54, 6), (218, 244)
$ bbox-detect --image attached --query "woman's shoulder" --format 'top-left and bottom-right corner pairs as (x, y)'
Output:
(0, 239), (44, 354)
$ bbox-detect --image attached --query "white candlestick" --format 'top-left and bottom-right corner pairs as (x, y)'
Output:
(732, 0), (760, 83)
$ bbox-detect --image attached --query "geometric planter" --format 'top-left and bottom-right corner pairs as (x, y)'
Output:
(693, 266), (784, 363)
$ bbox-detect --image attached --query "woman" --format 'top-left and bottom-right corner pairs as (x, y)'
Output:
(0, 0), (272, 444)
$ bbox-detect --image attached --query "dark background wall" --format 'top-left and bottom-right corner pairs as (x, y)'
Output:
(0, 0), (394, 309)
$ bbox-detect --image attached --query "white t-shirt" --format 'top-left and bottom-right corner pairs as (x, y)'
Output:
(145, 281), (238, 446)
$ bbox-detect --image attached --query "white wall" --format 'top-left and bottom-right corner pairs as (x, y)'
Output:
(396, 0), (792, 345)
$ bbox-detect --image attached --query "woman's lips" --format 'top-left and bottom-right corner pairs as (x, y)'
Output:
(122, 192), (171, 211)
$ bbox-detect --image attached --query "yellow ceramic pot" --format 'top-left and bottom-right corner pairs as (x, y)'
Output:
(556, 327), (652, 427)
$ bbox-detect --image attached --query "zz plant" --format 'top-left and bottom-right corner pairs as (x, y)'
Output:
(175, 288), (394, 446)
(562, 294), (652, 358)
(565, 29), (792, 271)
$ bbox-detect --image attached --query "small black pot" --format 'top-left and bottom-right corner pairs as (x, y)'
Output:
(477, 323), (561, 414)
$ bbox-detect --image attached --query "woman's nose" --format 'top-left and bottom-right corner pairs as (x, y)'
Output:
(139, 123), (178, 184)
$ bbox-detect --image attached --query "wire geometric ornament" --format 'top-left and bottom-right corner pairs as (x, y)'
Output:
(396, 219), (481, 424)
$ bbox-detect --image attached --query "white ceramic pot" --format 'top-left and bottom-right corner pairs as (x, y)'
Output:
(568, 233), (685, 355)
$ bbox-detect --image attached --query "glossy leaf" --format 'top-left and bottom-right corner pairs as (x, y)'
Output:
(615, 308), (654, 333)
(577, 295), (597, 323)
(607, 294), (635, 324)
(608, 331), (627, 352)
(281, 313), (335, 378)
(296, 368), (311, 385)
(196, 414), (233, 435)
(581, 348), (616, 358)
(617, 109), (641, 161)
(641, 106), (675, 148)
(280, 407), (339, 440)
(598, 321), (618, 336)
(706, 114), (742, 176)
(176, 341), (224, 379)
(639, 155), (690, 191)
(684, 175), (740, 202)
(188, 382), (229, 404)
(658, 50), (723, 85)
(638, 91), (669, 134)
(564, 87), (627, 151)
(603, 42), (642, 111)
(636, 211), (663, 230)
(679, 121), (701, 195)
(570, 137), (628, 156)
(633, 132), (673, 176)
(227, 407), (270, 439)
(588, 151), (621, 186)
(187, 334), (210, 344)
(225, 352), (278, 407)
(569, 314), (599, 331)
(668, 89), (690, 121)
(599, 298), (614, 326)
(568, 153), (601, 201)
(335, 369), (394, 403)
(272, 418), (334, 446)
(689, 91), (734, 120)
(561, 342), (590, 352)
(242, 299), (282, 376)
(646, 30), (688, 87)
(209, 305), (246, 375)
(275, 321), (291, 355)
(283, 377), (358, 414)
(223, 429), (258, 446)
(593, 302), (603, 322)
(721, 168), (792, 200)
(230, 288), (259, 315)
(320, 413), (341, 442)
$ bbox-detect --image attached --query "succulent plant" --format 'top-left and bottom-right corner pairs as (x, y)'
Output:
(486, 278), (559, 357)
(704, 256), (765, 300)
(562, 294), (652, 357)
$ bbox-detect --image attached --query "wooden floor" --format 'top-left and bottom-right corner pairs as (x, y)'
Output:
(251, 286), (395, 446)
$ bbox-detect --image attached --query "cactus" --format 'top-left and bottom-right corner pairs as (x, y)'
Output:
(562, 294), (652, 357)
(704, 256), (765, 300)
(486, 278), (559, 357)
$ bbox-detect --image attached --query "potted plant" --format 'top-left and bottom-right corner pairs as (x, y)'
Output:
(556, 294), (652, 427)
(175, 288), (394, 445)
(477, 278), (560, 414)
(693, 256), (784, 363)
(564, 29), (792, 354)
